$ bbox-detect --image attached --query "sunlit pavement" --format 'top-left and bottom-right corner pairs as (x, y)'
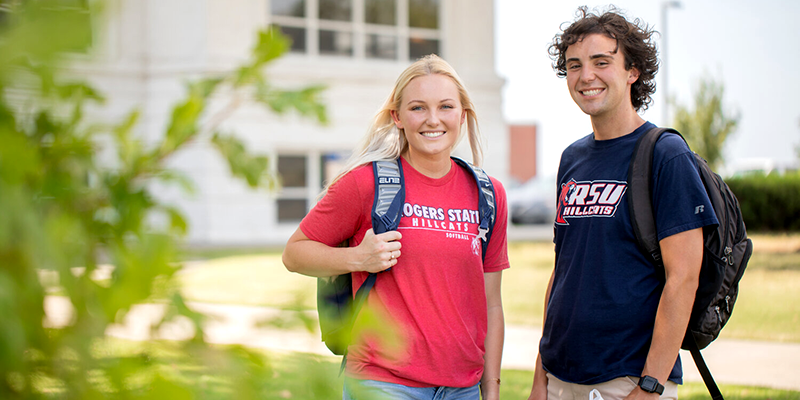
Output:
(44, 296), (800, 391)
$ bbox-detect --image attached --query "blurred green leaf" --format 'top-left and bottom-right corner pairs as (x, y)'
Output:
(234, 27), (291, 87)
(256, 82), (329, 124)
(159, 93), (205, 157)
(211, 132), (276, 189)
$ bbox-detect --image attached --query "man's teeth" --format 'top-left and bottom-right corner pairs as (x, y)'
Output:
(421, 131), (445, 138)
(582, 89), (603, 96)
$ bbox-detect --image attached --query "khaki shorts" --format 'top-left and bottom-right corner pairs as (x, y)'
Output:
(546, 373), (679, 400)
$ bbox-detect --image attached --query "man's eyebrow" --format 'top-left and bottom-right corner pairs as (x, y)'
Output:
(566, 52), (614, 64)
(589, 53), (615, 60)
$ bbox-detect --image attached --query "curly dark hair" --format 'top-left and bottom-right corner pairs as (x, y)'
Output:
(548, 6), (659, 112)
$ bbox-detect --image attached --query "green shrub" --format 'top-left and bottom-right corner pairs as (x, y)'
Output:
(726, 172), (800, 232)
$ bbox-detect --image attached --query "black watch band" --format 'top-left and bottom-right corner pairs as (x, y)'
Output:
(638, 375), (664, 395)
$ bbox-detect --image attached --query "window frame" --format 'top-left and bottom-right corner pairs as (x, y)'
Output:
(269, 0), (442, 61)
(275, 149), (351, 225)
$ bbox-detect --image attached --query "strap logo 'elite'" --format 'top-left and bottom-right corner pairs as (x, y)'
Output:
(555, 179), (628, 225)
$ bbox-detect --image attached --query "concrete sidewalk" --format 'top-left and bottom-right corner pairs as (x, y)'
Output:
(46, 298), (799, 392)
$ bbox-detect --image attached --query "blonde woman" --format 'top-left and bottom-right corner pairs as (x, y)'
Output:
(283, 55), (509, 400)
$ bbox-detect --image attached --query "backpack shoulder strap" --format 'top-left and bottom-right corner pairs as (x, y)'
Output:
(628, 127), (685, 267)
(452, 157), (497, 262)
(336, 159), (404, 370)
(372, 159), (405, 234)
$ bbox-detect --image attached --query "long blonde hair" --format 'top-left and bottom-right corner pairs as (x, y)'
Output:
(323, 54), (484, 195)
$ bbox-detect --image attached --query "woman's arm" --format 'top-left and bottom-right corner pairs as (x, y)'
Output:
(481, 270), (504, 400)
(282, 227), (402, 277)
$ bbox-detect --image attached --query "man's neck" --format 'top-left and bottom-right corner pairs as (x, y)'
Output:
(590, 108), (647, 141)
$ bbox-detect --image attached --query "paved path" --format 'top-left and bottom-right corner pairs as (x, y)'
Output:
(44, 298), (800, 392)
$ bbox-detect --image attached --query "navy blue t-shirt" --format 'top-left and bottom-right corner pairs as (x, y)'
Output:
(539, 122), (719, 385)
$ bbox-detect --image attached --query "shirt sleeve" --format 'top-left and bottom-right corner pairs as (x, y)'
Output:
(651, 135), (719, 241)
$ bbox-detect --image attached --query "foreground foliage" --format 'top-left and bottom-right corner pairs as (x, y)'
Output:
(0, 1), (327, 398)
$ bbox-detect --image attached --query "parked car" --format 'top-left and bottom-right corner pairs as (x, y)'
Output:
(507, 174), (557, 225)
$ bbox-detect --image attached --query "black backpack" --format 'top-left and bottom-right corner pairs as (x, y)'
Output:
(316, 157), (497, 362)
(628, 127), (753, 400)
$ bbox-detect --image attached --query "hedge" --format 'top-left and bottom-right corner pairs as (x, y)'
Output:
(725, 172), (800, 232)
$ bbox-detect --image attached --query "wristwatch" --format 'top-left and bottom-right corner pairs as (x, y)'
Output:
(638, 375), (664, 395)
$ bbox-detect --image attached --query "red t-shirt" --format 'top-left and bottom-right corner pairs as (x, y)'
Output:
(300, 157), (510, 387)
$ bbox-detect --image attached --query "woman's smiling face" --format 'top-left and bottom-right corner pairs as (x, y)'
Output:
(392, 74), (465, 163)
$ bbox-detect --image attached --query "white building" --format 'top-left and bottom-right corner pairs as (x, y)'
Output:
(79, 0), (511, 247)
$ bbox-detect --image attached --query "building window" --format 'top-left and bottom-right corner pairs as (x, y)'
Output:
(366, 33), (397, 59)
(365, 0), (395, 25)
(277, 155), (308, 223)
(272, 0), (305, 17)
(409, 37), (438, 60)
(319, 0), (351, 21)
(276, 151), (350, 223)
(270, 0), (441, 61)
(319, 29), (353, 56)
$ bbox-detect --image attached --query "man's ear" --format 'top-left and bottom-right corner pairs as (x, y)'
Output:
(628, 66), (641, 84)
(390, 110), (403, 129)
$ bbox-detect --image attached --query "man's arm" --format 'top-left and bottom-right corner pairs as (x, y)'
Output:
(625, 227), (703, 399)
(481, 271), (504, 400)
(527, 269), (555, 400)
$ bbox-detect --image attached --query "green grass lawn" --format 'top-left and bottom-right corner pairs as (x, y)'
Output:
(178, 233), (800, 343)
(499, 369), (800, 400)
(92, 339), (800, 400)
(140, 234), (800, 398)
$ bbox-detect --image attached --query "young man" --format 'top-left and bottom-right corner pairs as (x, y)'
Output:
(528, 7), (719, 400)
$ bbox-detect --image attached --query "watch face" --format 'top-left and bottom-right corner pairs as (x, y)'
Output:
(639, 376), (663, 394)
(641, 376), (657, 391)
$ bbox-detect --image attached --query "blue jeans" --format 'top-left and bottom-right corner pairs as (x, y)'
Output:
(343, 378), (481, 400)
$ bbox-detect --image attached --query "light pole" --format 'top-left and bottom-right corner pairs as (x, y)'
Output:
(661, 1), (681, 125)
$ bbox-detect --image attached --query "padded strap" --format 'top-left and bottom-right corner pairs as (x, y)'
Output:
(628, 127), (666, 266)
(372, 159), (404, 233)
(341, 159), (404, 373)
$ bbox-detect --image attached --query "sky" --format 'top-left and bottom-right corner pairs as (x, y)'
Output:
(495, 0), (800, 177)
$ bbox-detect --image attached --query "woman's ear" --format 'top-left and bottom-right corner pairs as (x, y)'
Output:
(390, 110), (403, 129)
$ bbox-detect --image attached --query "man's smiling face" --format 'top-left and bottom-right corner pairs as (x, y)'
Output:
(564, 33), (640, 120)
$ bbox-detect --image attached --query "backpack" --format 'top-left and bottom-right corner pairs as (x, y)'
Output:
(628, 127), (753, 400)
(316, 157), (498, 360)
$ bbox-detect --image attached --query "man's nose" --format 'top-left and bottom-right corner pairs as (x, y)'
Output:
(580, 66), (596, 82)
